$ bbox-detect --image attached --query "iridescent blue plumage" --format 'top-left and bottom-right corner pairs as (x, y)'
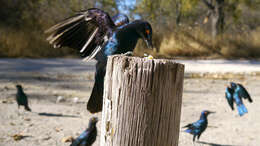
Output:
(88, 20), (153, 113)
(45, 8), (153, 113)
(231, 82), (253, 103)
(225, 87), (234, 110)
(183, 110), (214, 142)
(111, 13), (129, 27)
(233, 91), (248, 116)
(226, 82), (253, 116)
(70, 117), (98, 146)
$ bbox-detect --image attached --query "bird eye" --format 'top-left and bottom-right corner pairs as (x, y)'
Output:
(146, 29), (150, 35)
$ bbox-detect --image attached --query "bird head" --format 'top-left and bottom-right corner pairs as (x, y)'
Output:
(135, 20), (153, 49)
(16, 84), (22, 90)
(230, 82), (237, 89)
(89, 117), (98, 127)
(226, 87), (234, 93)
(202, 110), (215, 117)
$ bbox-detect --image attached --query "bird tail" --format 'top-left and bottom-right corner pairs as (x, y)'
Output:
(24, 105), (31, 112)
(184, 129), (192, 133)
(237, 104), (248, 116)
(248, 96), (253, 103)
(87, 67), (105, 113)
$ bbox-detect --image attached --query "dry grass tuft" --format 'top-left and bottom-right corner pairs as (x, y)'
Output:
(135, 27), (260, 59)
(0, 28), (77, 58)
(0, 26), (259, 59)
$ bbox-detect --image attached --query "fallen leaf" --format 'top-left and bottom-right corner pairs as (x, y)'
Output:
(10, 122), (15, 126)
(1, 100), (13, 104)
(24, 118), (31, 121)
(55, 127), (63, 132)
(4, 86), (9, 90)
(11, 134), (25, 141)
(62, 136), (74, 143)
(1, 100), (8, 103)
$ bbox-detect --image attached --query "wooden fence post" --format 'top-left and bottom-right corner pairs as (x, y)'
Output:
(100, 55), (184, 146)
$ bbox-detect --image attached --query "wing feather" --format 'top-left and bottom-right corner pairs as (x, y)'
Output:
(225, 87), (234, 110)
(45, 8), (115, 59)
(80, 27), (99, 53)
(237, 84), (253, 102)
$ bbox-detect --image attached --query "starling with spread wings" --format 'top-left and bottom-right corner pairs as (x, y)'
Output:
(45, 8), (153, 113)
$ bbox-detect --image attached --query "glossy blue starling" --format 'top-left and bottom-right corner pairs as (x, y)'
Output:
(70, 117), (98, 146)
(45, 8), (153, 113)
(15, 85), (31, 112)
(225, 82), (253, 116)
(183, 110), (215, 142)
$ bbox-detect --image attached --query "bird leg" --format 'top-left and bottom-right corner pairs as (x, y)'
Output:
(17, 105), (20, 116)
(192, 138), (195, 146)
(122, 51), (133, 56)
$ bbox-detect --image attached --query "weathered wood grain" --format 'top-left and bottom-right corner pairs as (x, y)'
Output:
(100, 55), (184, 146)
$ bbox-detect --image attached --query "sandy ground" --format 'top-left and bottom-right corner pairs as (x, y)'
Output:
(0, 59), (260, 146)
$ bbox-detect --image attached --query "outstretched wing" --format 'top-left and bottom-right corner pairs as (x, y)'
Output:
(112, 13), (129, 27)
(237, 84), (253, 103)
(45, 8), (115, 61)
(225, 87), (234, 110)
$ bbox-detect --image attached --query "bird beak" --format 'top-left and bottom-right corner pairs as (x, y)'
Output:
(144, 39), (153, 50)
(140, 32), (153, 50)
(208, 111), (216, 114)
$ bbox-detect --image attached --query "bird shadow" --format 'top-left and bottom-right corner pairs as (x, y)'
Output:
(37, 112), (79, 118)
(19, 135), (32, 139)
(197, 141), (237, 146)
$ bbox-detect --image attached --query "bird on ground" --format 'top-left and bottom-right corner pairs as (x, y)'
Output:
(70, 117), (98, 146)
(183, 110), (215, 142)
(45, 8), (153, 113)
(225, 82), (253, 116)
(15, 85), (31, 112)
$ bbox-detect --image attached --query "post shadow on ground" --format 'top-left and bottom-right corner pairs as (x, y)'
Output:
(37, 112), (79, 118)
(197, 141), (238, 146)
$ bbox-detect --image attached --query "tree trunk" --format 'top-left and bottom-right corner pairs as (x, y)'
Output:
(202, 0), (225, 38)
(100, 55), (184, 146)
(211, 0), (225, 38)
(176, 0), (182, 26)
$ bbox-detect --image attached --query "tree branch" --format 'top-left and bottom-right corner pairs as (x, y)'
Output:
(202, 0), (215, 10)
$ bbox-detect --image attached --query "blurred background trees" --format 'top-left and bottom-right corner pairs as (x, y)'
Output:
(0, 0), (259, 58)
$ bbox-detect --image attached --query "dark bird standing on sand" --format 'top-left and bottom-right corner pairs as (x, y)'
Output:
(225, 82), (253, 116)
(70, 117), (98, 146)
(183, 110), (214, 142)
(15, 85), (31, 111)
(45, 8), (153, 113)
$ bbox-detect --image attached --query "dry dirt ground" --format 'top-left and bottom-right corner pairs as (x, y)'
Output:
(0, 59), (260, 146)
